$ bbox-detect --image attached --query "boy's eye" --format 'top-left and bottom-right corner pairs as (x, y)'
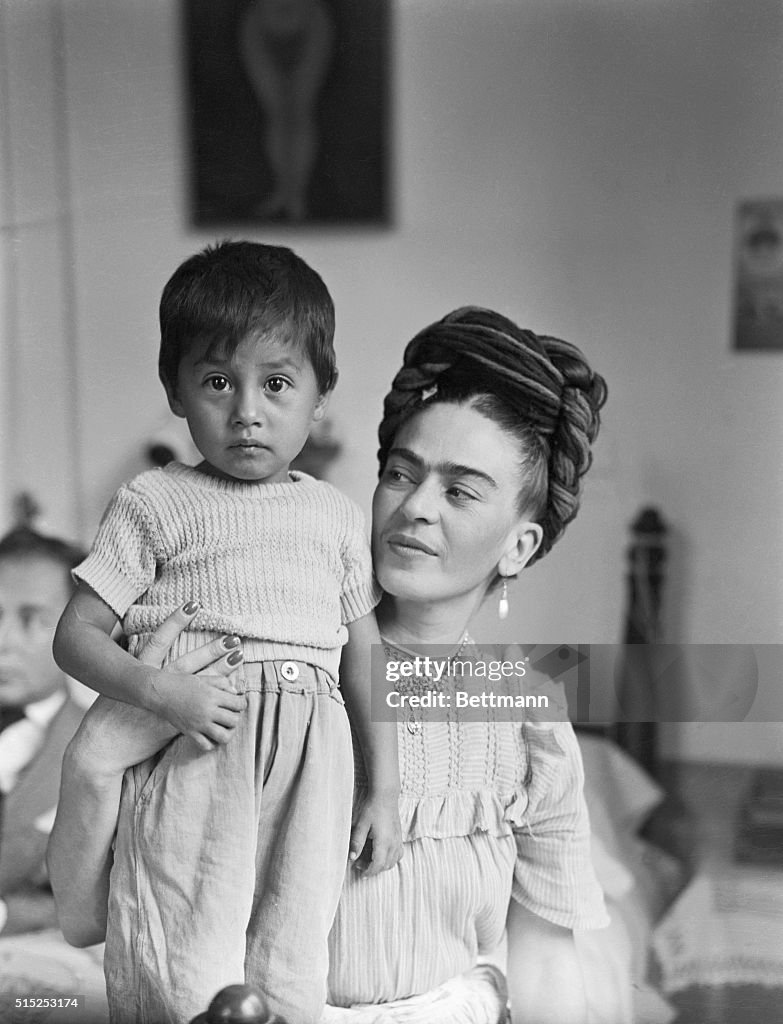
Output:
(15, 606), (56, 634)
(19, 607), (48, 630)
(205, 375), (231, 392)
(265, 376), (290, 394)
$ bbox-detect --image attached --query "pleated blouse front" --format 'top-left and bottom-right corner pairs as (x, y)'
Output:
(327, 644), (607, 1007)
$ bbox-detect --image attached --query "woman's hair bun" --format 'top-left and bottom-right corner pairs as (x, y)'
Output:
(537, 335), (607, 559)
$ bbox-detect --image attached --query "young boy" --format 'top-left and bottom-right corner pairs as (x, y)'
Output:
(53, 241), (401, 1024)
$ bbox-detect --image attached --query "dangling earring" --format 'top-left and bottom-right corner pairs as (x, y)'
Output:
(498, 577), (509, 620)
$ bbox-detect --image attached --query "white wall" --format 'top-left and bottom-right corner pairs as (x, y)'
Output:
(0, 0), (82, 535)
(2, 0), (782, 759)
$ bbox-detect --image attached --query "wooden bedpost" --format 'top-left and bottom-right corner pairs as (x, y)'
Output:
(612, 506), (667, 779)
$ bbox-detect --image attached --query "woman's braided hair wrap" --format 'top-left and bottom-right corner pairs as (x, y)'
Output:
(377, 307), (607, 564)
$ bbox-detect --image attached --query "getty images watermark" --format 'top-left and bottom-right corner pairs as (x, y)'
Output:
(370, 643), (780, 724)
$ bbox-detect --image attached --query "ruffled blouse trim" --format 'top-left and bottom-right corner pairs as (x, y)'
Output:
(397, 786), (529, 842)
(368, 722), (572, 843)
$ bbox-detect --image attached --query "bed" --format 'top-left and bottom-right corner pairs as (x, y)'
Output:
(576, 729), (681, 1024)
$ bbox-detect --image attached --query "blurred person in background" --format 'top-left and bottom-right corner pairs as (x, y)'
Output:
(0, 526), (86, 936)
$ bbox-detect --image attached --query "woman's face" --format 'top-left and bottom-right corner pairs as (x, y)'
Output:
(372, 401), (540, 607)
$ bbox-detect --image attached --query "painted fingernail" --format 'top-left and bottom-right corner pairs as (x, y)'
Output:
(227, 650), (243, 665)
(222, 635), (241, 649)
(182, 601), (199, 615)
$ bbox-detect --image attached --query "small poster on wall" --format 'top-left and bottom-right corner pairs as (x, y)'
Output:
(733, 199), (783, 350)
(184, 0), (391, 227)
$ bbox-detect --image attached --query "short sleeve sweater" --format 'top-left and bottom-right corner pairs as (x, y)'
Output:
(74, 462), (380, 679)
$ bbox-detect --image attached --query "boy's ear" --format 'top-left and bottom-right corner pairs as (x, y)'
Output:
(164, 379), (186, 419)
(312, 391), (330, 423)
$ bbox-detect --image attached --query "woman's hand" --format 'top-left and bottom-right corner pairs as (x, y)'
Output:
(70, 602), (247, 774)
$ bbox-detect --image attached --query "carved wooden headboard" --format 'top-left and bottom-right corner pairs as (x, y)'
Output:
(574, 507), (668, 784)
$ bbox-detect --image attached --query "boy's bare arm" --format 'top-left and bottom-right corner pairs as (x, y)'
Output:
(54, 583), (158, 709)
(339, 612), (402, 876)
(53, 583), (245, 749)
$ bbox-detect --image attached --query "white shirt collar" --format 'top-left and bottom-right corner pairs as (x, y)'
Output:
(0, 690), (66, 795)
(23, 689), (67, 728)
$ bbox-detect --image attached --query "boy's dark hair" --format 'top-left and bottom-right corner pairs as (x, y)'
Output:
(159, 240), (337, 395)
(0, 527), (85, 593)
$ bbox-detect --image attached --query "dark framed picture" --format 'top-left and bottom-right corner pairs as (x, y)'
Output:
(184, 0), (391, 227)
(733, 199), (783, 351)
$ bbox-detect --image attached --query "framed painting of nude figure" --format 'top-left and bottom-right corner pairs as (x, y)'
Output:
(184, 0), (391, 226)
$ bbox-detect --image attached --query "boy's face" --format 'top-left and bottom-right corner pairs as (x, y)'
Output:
(166, 331), (328, 484)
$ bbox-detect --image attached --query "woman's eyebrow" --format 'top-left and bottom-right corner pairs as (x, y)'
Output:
(388, 447), (498, 489)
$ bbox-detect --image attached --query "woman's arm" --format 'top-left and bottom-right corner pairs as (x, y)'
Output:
(506, 900), (587, 1024)
(47, 605), (246, 946)
(339, 612), (402, 876)
(48, 696), (175, 946)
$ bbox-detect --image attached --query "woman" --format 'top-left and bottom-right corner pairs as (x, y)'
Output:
(49, 307), (608, 1024)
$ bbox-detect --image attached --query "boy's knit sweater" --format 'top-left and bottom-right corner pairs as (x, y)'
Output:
(75, 462), (379, 680)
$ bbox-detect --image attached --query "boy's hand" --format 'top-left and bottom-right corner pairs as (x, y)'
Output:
(150, 665), (245, 751)
(139, 606), (247, 751)
(349, 790), (403, 876)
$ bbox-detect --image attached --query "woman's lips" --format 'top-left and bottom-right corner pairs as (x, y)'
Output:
(386, 533), (438, 557)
